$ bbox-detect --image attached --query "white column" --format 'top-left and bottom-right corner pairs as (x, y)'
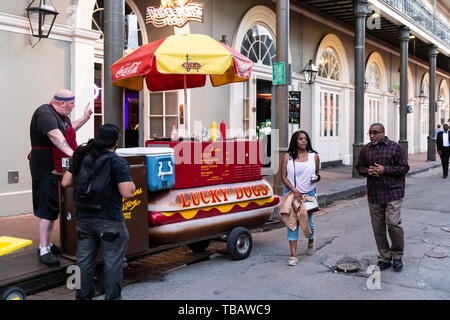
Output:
(70, 29), (101, 145)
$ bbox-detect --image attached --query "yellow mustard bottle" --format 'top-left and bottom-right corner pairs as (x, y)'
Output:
(211, 121), (217, 142)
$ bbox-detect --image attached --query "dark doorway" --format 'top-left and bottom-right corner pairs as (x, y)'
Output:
(125, 90), (139, 147)
(256, 79), (273, 167)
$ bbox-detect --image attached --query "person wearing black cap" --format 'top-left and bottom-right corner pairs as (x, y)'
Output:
(62, 123), (136, 300)
(29, 89), (92, 267)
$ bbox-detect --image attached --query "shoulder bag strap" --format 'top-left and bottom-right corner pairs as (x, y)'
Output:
(292, 158), (296, 188)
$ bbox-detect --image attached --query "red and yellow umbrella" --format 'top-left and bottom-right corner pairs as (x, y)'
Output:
(111, 33), (254, 92)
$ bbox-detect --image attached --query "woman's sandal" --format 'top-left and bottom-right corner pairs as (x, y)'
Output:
(287, 257), (298, 266)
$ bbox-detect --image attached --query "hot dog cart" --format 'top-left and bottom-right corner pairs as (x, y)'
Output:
(0, 139), (279, 300)
(59, 139), (279, 262)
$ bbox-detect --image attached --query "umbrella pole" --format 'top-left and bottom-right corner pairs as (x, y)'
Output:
(184, 74), (188, 137)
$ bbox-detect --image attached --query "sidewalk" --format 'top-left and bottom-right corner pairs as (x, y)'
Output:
(315, 151), (441, 207)
(264, 152), (441, 220)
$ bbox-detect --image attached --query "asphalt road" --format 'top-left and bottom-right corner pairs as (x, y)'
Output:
(115, 167), (450, 300)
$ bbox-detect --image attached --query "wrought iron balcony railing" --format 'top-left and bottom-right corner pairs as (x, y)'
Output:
(382, 0), (449, 48)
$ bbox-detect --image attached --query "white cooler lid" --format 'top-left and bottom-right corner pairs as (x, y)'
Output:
(116, 147), (174, 156)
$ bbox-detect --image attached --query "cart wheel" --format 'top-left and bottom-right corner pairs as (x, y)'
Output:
(187, 240), (210, 253)
(1, 286), (26, 300)
(227, 227), (252, 260)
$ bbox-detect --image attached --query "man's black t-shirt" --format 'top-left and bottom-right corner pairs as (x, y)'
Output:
(68, 151), (133, 222)
(29, 104), (70, 179)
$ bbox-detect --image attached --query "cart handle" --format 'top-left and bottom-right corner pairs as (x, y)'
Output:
(158, 161), (173, 177)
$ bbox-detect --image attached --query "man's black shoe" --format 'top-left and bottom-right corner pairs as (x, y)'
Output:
(393, 259), (403, 272)
(444, 175), (447, 179)
(377, 260), (392, 271)
(37, 243), (61, 256)
(39, 253), (60, 266)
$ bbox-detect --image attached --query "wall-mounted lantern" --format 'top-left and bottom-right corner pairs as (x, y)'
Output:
(302, 59), (318, 85)
(219, 35), (230, 46)
(418, 90), (426, 104)
(364, 80), (369, 91)
(437, 95), (445, 109)
(26, 0), (59, 39)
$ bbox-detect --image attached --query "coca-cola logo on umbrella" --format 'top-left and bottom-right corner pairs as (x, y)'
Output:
(116, 61), (142, 78)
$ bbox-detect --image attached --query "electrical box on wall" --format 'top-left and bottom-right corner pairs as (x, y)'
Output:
(8, 171), (19, 184)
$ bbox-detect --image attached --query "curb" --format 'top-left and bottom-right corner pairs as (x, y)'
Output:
(317, 163), (441, 207)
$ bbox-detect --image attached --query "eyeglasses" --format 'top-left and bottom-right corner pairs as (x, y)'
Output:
(367, 130), (383, 135)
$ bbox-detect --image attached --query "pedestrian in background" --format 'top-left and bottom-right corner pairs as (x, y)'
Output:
(61, 123), (136, 300)
(281, 130), (320, 266)
(435, 124), (443, 139)
(356, 123), (409, 272)
(436, 123), (450, 179)
(29, 89), (92, 266)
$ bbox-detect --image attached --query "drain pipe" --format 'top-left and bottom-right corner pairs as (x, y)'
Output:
(104, 0), (125, 147)
(273, 0), (290, 196)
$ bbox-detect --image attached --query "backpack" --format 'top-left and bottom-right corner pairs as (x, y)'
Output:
(73, 152), (115, 211)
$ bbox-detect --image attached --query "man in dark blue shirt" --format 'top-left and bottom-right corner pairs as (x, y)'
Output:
(62, 123), (135, 300)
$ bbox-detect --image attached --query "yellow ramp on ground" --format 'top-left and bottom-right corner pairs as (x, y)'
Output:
(0, 236), (32, 256)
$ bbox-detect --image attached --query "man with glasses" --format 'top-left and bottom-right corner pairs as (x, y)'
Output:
(355, 123), (409, 272)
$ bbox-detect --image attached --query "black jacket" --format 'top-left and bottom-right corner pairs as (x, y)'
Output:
(436, 130), (450, 152)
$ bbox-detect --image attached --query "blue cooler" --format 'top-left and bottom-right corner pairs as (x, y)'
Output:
(115, 147), (175, 192)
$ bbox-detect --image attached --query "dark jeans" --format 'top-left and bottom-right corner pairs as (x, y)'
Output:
(75, 218), (129, 300)
(439, 147), (450, 177)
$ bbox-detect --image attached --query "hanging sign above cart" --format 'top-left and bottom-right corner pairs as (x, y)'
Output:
(146, 0), (204, 28)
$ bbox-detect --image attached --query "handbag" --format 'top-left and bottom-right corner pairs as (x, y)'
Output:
(293, 157), (319, 213)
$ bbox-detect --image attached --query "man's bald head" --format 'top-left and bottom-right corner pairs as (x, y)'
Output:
(54, 89), (75, 100)
(51, 89), (75, 116)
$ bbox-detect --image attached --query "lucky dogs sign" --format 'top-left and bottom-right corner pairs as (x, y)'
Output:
(148, 180), (276, 223)
(146, 0), (204, 28)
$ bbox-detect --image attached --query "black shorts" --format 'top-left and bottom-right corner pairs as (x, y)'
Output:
(32, 177), (59, 221)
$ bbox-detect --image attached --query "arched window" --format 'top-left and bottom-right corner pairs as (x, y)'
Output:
(366, 62), (381, 90)
(240, 25), (276, 66)
(92, 0), (143, 48)
(422, 79), (429, 100)
(318, 47), (341, 81)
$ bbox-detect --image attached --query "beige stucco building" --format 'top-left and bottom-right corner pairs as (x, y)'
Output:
(0, 0), (449, 217)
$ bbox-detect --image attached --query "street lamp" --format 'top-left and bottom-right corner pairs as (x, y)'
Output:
(418, 90), (426, 104)
(26, 0), (59, 39)
(219, 35), (230, 46)
(364, 80), (369, 91)
(437, 95), (445, 108)
(302, 59), (318, 85)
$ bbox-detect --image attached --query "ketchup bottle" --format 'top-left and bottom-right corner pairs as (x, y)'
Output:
(220, 121), (226, 141)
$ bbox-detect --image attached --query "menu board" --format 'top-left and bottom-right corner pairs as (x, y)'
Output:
(289, 91), (301, 124)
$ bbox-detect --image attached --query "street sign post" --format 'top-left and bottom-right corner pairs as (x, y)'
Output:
(272, 62), (285, 85)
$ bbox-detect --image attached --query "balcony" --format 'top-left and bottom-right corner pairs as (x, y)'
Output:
(383, 0), (449, 47)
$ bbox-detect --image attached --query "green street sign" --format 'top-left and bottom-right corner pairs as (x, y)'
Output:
(272, 62), (285, 85)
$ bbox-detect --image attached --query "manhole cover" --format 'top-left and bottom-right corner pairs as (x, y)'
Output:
(336, 263), (360, 273)
(441, 226), (450, 233)
(422, 238), (450, 247)
(424, 251), (448, 258)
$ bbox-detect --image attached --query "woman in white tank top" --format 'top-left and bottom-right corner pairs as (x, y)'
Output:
(281, 130), (320, 266)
